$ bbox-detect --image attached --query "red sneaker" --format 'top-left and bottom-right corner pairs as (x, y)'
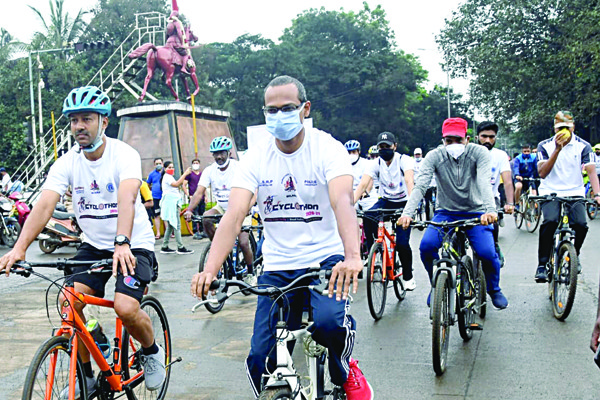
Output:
(343, 358), (373, 400)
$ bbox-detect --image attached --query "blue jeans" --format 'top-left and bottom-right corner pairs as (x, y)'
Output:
(419, 209), (501, 293)
(363, 198), (413, 280)
(246, 255), (355, 397)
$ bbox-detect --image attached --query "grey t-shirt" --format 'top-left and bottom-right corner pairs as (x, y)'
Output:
(403, 143), (496, 217)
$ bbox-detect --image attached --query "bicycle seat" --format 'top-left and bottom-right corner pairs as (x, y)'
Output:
(52, 210), (75, 220)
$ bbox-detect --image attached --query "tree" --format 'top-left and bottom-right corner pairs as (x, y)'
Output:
(29, 0), (89, 49)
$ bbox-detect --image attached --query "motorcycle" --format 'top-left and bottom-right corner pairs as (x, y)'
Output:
(7, 192), (31, 227)
(37, 204), (83, 254)
(0, 196), (21, 247)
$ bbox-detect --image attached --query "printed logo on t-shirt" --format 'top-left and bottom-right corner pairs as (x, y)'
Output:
(90, 180), (101, 194)
(259, 179), (274, 187)
(123, 276), (140, 289)
(304, 179), (317, 186)
(106, 183), (115, 193)
(262, 195), (320, 217)
(74, 186), (85, 194)
(77, 197), (118, 215)
(282, 174), (297, 192)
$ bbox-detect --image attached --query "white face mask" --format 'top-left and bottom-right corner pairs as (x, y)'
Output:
(352, 154), (360, 164)
(446, 143), (466, 159)
(192, 163), (200, 171)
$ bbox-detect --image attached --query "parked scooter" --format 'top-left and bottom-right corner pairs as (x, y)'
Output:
(0, 196), (21, 247)
(7, 192), (31, 227)
(37, 204), (83, 253)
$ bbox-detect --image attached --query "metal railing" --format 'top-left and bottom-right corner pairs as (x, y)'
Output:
(13, 12), (167, 196)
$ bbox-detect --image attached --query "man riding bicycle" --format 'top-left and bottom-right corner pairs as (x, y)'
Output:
(399, 117), (509, 310)
(513, 143), (538, 207)
(0, 86), (165, 396)
(534, 111), (600, 282)
(345, 139), (377, 211)
(353, 131), (416, 290)
(191, 75), (373, 400)
(183, 136), (255, 284)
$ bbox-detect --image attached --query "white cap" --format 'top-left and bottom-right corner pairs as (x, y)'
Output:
(414, 147), (422, 155)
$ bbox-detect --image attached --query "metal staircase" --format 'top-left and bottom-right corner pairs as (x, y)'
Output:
(14, 12), (167, 199)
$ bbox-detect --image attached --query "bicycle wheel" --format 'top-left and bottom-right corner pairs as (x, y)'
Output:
(198, 244), (226, 314)
(366, 242), (387, 320)
(392, 250), (406, 301)
(475, 258), (487, 319)
(525, 199), (541, 233)
(551, 242), (578, 321)
(258, 387), (294, 399)
(457, 257), (475, 341)
(22, 336), (88, 400)
(514, 198), (524, 229)
(586, 191), (598, 219)
(121, 296), (172, 400)
(432, 269), (451, 376)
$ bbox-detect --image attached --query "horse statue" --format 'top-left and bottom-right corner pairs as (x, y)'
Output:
(128, 25), (200, 102)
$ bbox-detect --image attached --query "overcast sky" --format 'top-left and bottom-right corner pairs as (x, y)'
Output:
(3, 0), (468, 93)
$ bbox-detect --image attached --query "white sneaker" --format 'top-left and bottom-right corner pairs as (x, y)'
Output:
(142, 345), (166, 391)
(243, 274), (258, 287)
(403, 277), (416, 291)
(59, 375), (95, 399)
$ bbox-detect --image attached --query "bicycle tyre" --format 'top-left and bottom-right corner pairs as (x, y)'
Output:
(525, 199), (541, 233)
(366, 242), (387, 320)
(198, 244), (226, 313)
(476, 259), (487, 319)
(22, 336), (88, 400)
(258, 387), (294, 400)
(457, 256), (474, 341)
(432, 269), (451, 376)
(392, 250), (406, 301)
(551, 242), (578, 321)
(121, 295), (172, 400)
(514, 198), (524, 229)
(586, 191), (598, 219)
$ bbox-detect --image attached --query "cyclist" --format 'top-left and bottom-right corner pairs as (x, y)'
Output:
(399, 117), (509, 310)
(413, 147), (423, 176)
(191, 75), (372, 400)
(0, 86), (165, 395)
(368, 144), (378, 160)
(513, 143), (538, 207)
(345, 139), (377, 211)
(594, 144), (600, 182)
(534, 111), (600, 282)
(353, 131), (416, 290)
(183, 136), (255, 282)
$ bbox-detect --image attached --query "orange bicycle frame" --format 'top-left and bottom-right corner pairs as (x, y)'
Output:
(371, 220), (400, 282)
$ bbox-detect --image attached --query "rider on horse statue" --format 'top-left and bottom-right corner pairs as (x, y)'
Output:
(166, 0), (195, 76)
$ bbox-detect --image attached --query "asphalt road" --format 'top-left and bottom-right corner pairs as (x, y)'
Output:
(1, 217), (600, 399)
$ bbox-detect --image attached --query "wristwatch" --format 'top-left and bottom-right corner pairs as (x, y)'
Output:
(114, 234), (131, 247)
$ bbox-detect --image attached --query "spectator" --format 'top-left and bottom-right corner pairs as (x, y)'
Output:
(160, 161), (193, 255)
(147, 158), (164, 239)
(184, 158), (206, 240)
(0, 168), (12, 192)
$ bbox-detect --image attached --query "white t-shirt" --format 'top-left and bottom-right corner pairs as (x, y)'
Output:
(351, 157), (378, 209)
(198, 159), (239, 211)
(366, 152), (414, 201)
(232, 128), (350, 271)
(1, 174), (12, 191)
(161, 174), (180, 196)
(413, 157), (423, 176)
(489, 148), (511, 198)
(43, 137), (154, 251)
(537, 134), (593, 196)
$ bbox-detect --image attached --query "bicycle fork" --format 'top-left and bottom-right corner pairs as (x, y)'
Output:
(431, 261), (457, 324)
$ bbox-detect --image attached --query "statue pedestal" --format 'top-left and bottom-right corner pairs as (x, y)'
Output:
(117, 101), (234, 177)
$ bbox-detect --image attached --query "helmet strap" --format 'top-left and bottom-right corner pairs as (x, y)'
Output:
(77, 118), (105, 153)
(217, 157), (230, 170)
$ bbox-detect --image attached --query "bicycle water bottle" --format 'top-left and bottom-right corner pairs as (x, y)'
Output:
(86, 318), (111, 359)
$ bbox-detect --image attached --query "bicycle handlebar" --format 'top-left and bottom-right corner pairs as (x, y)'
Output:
(410, 217), (482, 229)
(529, 194), (595, 204)
(190, 214), (224, 222)
(192, 268), (333, 312)
(10, 259), (114, 277)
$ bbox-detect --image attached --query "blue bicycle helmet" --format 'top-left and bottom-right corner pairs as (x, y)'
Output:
(344, 140), (361, 152)
(62, 86), (112, 117)
(209, 136), (233, 152)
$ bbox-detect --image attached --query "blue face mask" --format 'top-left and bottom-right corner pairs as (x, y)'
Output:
(265, 105), (304, 141)
(82, 132), (104, 153)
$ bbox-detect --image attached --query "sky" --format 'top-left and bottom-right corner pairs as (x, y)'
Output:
(3, 0), (468, 94)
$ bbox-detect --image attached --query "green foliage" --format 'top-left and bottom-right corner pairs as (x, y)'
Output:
(29, 0), (89, 50)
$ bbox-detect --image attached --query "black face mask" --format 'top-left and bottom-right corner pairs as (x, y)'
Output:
(379, 148), (394, 161)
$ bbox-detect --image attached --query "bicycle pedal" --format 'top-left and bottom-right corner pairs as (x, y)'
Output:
(469, 323), (483, 331)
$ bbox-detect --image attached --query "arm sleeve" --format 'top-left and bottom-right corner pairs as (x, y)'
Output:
(500, 152), (511, 173)
(512, 156), (520, 176)
(476, 147), (497, 213)
(402, 151), (436, 218)
(365, 159), (378, 179)
(118, 145), (143, 182)
(198, 165), (211, 188)
(582, 142), (593, 165)
(42, 154), (71, 196)
(232, 151), (259, 194)
(401, 154), (415, 172)
(537, 143), (549, 163)
(323, 137), (352, 182)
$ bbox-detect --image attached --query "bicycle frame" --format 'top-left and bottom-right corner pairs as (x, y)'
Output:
(55, 286), (145, 399)
(373, 219), (399, 282)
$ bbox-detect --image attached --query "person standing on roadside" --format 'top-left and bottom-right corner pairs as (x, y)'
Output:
(160, 161), (194, 255)
(147, 158), (164, 239)
(184, 158), (206, 240)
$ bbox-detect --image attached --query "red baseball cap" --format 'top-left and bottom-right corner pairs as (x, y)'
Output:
(442, 118), (468, 138)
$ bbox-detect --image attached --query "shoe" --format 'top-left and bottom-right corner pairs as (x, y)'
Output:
(142, 345), (166, 391)
(176, 247), (194, 255)
(498, 216), (505, 227)
(403, 277), (416, 291)
(534, 265), (548, 283)
(489, 290), (509, 310)
(160, 247), (175, 254)
(427, 291), (431, 307)
(59, 375), (95, 399)
(193, 232), (203, 240)
(243, 274), (257, 287)
(343, 358), (373, 400)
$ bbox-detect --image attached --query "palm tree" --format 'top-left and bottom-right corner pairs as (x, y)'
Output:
(0, 28), (27, 63)
(29, 0), (88, 49)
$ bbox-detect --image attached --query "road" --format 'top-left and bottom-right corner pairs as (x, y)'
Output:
(1, 217), (600, 399)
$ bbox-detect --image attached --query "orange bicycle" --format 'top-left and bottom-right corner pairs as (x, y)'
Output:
(11, 259), (180, 400)
(358, 209), (406, 320)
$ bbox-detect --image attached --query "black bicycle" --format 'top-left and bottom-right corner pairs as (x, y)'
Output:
(412, 218), (487, 376)
(193, 214), (263, 313)
(514, 177), (541, 233)
(529, 194), (595, 320)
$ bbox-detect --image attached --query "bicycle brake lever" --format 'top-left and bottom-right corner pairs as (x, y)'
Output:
(192, 298), (221, 312)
